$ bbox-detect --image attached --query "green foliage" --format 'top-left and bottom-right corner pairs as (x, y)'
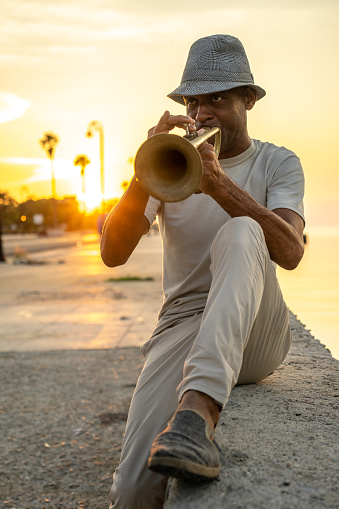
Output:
(39, 132), (59, 160)
(74, 154), (91, 168)
(0, 191), (20, 229)
(0, 189), (128, 234)
(105, 276), (154, 282)
(0, 190), (105, 233)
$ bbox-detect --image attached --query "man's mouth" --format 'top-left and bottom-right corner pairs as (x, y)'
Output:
(196, 123), (219, 131)
(196, 125), (220, 145)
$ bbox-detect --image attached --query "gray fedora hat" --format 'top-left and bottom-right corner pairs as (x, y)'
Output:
(168, 34), (266, 105)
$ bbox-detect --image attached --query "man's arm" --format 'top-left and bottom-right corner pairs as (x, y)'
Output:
(101, 111), (195, 268)
(100, 176), (150, 267)
(198, 143), (304, 270)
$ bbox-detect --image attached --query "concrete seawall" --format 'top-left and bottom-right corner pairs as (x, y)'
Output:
(165, 312), (339, 509)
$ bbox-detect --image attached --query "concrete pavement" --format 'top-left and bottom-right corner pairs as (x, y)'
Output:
(165, 314), (339, 509)
(0, 232), (162, 352)
(2, 231), (86, 257)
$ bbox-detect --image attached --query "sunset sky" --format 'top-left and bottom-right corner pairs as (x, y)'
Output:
(0, 0), (338, 226)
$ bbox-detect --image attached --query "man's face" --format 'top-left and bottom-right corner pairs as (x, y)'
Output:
(183, 88), (256, 158)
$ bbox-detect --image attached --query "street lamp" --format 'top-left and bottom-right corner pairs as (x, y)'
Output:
(86, 120), (105, 207)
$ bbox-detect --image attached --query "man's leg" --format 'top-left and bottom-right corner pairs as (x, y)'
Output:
(109, 314), (202, 509)
(178, 216), (291, 406)
(149, 217), (291, 479)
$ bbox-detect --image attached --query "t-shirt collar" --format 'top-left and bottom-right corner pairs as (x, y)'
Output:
(219, 139), (256, 168)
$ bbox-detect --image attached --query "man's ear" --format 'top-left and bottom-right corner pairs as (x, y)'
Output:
(245, 88), (257, 111)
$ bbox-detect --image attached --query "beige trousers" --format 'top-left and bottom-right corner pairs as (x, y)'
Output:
(109, 217), (292, 509)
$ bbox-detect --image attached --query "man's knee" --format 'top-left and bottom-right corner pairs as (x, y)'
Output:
(211, 216), (266, 261)
(218, 216), (264, 243)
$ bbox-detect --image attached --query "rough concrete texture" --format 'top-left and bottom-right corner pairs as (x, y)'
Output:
(165, 312), (339, 509)
(0, 347), (144, 508)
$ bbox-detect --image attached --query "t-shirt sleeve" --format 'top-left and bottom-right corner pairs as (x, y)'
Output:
(143, 196), (161, 233)
(266, 154), (305, 223)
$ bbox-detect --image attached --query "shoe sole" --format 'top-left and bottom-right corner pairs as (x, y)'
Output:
(148, 456), (220, 481)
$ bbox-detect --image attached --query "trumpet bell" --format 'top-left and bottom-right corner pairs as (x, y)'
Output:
(134, 133), (203, 203)
(135, 126), (221, 203)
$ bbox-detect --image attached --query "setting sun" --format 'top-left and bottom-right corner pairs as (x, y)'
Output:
(79, 189), (104, 212)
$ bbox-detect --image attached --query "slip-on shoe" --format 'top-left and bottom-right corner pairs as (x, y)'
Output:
(148, 409), (220, 481)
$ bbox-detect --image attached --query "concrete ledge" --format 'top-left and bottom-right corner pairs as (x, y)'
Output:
(165, 312), (339, 509)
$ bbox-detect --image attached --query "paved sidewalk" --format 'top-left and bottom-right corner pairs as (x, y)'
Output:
(0, 233), (163, 352)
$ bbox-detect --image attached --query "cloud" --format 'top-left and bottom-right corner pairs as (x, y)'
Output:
(0, 92), (31, 123)
(28, 159), (79, 182)
(1, 0), (338, 64)
(0, 157), (79, 184)
(0, 157), (45, 165)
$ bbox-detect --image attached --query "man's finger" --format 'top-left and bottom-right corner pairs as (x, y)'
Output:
(149, 112), (196, 138)
(157, 112), (195, 130)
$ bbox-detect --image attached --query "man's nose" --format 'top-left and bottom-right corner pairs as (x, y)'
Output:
(195, 102), (213, 124)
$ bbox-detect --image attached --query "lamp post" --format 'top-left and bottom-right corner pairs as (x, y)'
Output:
(86, 120), (105, 207)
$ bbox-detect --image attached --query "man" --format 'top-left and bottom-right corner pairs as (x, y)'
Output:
(101, 34), (305, 509)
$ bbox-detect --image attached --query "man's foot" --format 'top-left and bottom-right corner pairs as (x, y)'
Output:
(148, 410), (220, 481)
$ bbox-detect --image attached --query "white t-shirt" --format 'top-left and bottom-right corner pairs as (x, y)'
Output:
(144, 139), (305, 320)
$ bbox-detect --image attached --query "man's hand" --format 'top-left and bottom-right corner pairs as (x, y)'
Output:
(197, 141), (225, 195)
(195, 140), (304, 270)
(148, 110), (196, 138)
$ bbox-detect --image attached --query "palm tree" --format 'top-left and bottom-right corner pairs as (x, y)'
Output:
(39, 132), (59, 228)
(74, 154), (91, 195)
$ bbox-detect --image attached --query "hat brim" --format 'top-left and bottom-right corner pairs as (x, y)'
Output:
(168, 81), (266, 105)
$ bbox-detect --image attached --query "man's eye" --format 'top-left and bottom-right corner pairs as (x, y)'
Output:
(212, 95), (223, 102)
(184, 98), (197, 106)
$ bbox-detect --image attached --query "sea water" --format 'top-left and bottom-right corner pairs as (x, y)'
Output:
(277, 226), (339, 360)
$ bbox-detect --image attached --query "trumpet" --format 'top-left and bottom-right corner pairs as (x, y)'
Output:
(134, 126), (221, 202)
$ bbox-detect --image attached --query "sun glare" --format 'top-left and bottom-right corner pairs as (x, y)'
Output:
(80, 189), (104, 212)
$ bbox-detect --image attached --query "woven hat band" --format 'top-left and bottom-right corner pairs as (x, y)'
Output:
(182, 70), (254, 83)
